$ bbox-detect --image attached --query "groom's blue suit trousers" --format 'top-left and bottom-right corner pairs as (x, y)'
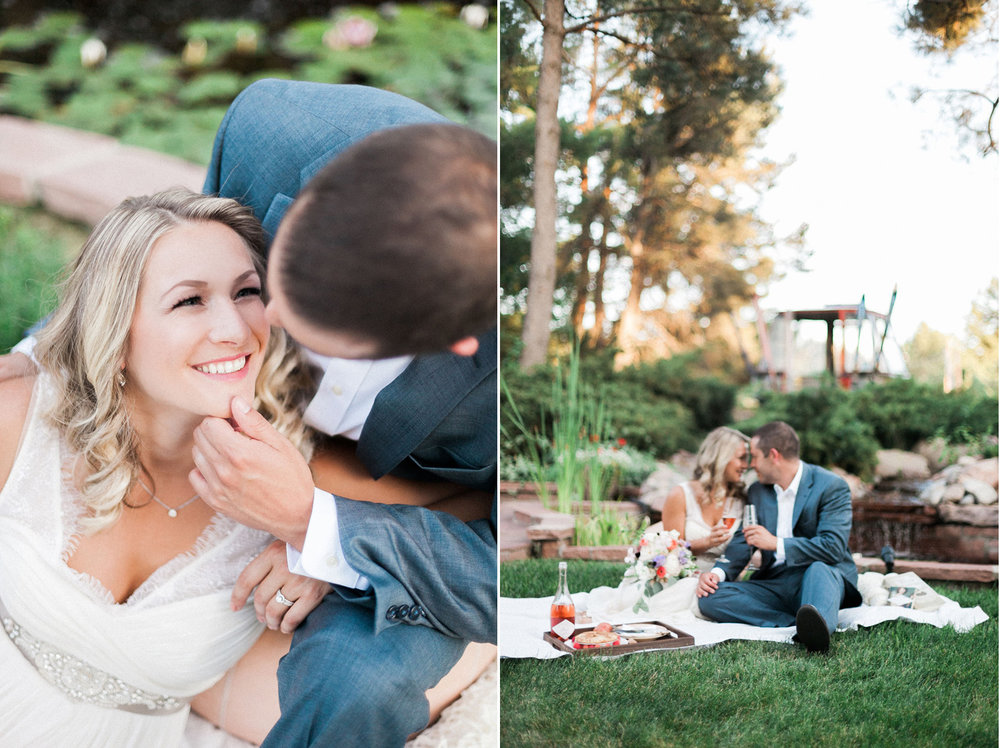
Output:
(698, 561), (847, 634)
(261, 593), (466, 748)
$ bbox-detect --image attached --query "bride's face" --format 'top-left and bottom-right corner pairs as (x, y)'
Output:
(723, 441), (749, 483)
(125, 220), (269, 420)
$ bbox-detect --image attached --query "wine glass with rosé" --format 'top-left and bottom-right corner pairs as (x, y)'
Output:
(717, 496), (741, 564)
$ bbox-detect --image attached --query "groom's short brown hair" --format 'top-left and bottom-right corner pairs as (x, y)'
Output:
(273, 123), (497, 357)
(754, 421), (800, 459)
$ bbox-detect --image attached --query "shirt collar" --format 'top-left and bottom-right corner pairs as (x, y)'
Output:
(780, 460), (804, 499)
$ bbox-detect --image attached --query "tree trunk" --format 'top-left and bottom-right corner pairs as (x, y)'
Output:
(614, 243), (646, 369)
(519, 0), (565, 368)
(590, 220), (610, 346)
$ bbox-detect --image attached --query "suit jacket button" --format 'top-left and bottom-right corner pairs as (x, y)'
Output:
(408, 606), (422, 621)
(396, 604), (410, 619)
(386, 605), (399, 621)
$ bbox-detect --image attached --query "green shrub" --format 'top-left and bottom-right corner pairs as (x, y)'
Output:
(501, 362), (698, 462)
(736, 381), (881, 479)
(600, 381), (696, 457)
(617, 354), (737, 433)
(0, 206), (84, 352)
(853, 378), (998, 450)
(733, 377), (998, 477)
(1, 8), (497, 166)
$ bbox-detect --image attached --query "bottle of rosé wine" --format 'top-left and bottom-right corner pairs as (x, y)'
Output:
(549, 561), (576, 641)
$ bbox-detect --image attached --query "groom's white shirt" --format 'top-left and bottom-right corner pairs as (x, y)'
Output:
(710, 460), (804, 583)
(772, 460), (803, 566)
(287, 350), (413, 590)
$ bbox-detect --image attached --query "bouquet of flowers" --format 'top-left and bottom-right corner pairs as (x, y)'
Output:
(623, 529), (699, 613)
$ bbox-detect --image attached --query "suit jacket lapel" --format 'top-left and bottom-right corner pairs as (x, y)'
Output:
(356, 329), (496, 478)
(792, 462), (813, 530)
(758, 486), (778, 535)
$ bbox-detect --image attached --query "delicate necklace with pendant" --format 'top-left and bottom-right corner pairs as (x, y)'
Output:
(137, 479), (200, 518)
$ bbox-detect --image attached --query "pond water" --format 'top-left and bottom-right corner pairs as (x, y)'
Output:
(851, 483), (997, 564)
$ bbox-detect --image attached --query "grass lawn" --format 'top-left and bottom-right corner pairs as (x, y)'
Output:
(500, 559), (999, 747)
(0, 205), (88, 352)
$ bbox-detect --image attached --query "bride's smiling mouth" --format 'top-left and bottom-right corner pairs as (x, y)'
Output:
(193, 354), (251, 377)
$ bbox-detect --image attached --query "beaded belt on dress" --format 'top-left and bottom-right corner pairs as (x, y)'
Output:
(0, 599), (188, 715)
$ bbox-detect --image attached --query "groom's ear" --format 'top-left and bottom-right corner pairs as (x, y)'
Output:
(448, 336), (479, 357)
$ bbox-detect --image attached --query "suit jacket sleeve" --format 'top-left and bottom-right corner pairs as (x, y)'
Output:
(335, 496), (497, 643)
(784, 467), (854, 568)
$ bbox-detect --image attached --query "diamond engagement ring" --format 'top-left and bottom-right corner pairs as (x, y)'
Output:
(274, 589), (295, 607)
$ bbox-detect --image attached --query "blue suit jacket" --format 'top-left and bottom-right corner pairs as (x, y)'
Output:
(716, 462), (862, 606)
(204, 79), (497, 643)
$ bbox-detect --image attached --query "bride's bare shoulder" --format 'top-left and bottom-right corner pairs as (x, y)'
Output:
(0, 375), (38, 486)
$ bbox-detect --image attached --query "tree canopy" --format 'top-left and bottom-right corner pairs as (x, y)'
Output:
(501, 0), (807, 367)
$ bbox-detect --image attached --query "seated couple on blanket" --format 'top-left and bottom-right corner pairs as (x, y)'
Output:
(593, 421), (861, 653)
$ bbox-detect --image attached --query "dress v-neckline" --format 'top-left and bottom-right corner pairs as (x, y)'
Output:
(61, 505), (236, 607)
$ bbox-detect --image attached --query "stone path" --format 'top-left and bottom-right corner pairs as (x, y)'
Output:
(0, 115), (204, 226)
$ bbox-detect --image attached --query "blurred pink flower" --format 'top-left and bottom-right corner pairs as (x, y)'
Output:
(324, 17), (378, 50)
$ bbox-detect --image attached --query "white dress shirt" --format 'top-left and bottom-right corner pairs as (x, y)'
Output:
(711, 460), (804, 583)
(287, 349), (413, 591)
(773, 460), (804, 566)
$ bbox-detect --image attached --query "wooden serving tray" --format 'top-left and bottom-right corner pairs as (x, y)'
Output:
(543, 620), (695, 656)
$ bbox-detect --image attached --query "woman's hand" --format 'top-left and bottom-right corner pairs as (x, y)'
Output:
(696, 570), (720, 598)
(232, 540), (330, 634)
(705, 522), (731, 549)
(689, 522), (730, 554)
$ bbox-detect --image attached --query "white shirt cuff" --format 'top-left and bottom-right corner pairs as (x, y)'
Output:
(286, 487), (370, 591)
(11, 335), (36, 358)
(776, 537), (786, 565)
(710, 567), (726, 583)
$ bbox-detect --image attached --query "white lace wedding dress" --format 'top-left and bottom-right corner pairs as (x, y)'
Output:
(587, 483), (740, 621)
(0, 376), (271, 747)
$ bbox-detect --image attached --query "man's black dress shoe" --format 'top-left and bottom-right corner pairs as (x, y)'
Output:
(795, 604), (830, 652)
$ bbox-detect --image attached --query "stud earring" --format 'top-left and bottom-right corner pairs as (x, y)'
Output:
(117, 370), (126, 387)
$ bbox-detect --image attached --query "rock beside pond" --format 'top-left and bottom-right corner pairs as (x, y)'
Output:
(919, 457), (999, 506)
(875, 449), (931, 482)
(937, 503), (1000, 526)
(961, 477), (998, 505)
(915, 437), (980, 473)
(832, 467), (870, 501)
(637, 461), (690, 514)
(959, 457), (999, 489)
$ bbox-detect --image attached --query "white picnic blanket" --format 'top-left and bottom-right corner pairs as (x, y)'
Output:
(500, 572), (989, 659)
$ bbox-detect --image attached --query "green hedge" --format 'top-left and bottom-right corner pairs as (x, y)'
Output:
(852, 378), (999, 449)
(503, 350), (998, 482)
(500, 353), (730, 462)
(734, 377), (998, 479)
(734, 382), (882, 479)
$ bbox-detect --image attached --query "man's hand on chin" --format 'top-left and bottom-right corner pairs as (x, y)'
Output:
(191, 396), (313, 549)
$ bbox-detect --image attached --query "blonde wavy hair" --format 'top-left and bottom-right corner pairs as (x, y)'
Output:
(34, 188), (315, 534)
(692, 426), (749, 506)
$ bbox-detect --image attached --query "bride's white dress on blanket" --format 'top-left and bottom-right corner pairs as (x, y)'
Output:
(588, 483), (738, 621)
(0, 376), (271, 747)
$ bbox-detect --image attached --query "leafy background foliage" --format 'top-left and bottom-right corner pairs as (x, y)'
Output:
(0, 5), (496, 165)
(503, 349), (998, 482)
